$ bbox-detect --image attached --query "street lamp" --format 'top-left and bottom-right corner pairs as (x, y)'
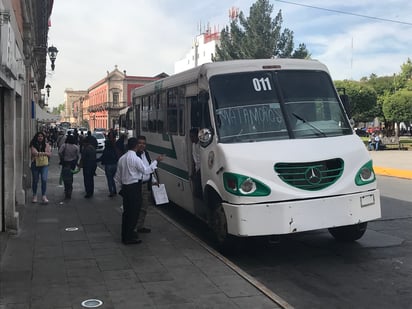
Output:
(79, 96), (84, 126)
(47, 45), (58, 71)
(45, 84), (51, 97)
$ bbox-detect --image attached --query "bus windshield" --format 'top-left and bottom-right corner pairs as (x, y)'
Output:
(210, 70), (352, 143)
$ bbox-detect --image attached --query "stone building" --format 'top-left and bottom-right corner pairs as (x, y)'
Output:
(0, 0), (53, 232)
(66, 66), (166, 132)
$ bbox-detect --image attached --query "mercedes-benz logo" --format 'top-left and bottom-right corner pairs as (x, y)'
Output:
(305, 167), (322, 184)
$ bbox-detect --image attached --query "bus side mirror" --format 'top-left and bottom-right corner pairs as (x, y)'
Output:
(198, 128), (213, 147)
(340, 94), (352, 119)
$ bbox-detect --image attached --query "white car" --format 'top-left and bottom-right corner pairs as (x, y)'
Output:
(92, 132), (105, 152)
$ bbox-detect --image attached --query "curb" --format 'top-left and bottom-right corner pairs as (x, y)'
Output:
(374, 166), (412, 180)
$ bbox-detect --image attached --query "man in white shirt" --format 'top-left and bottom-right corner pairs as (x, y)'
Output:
(190, 128), (202, 198)
(115, 137), (164, 244)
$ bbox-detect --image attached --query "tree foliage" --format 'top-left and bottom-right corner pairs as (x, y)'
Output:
(52, 103), (65, 115)
(335, 58), (412, 133)
(382, 90), (412, 123)
(334, 80), (377, 122)
(214, 0), (309, 61)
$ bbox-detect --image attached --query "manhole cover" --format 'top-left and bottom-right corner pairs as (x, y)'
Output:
(65, 227), (79, 232)
(81, 299), (103, 308)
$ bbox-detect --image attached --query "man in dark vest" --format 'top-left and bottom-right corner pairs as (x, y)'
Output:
(136, 135), (158, 233)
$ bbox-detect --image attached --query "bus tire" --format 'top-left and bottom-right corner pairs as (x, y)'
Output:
(209, 202), (238, 253)
(328, 222), (367, 242)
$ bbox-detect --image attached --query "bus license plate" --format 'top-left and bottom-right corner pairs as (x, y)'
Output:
(360, 194), (375, 207)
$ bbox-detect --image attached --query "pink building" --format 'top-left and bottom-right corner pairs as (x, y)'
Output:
(84, 66), (166, 131)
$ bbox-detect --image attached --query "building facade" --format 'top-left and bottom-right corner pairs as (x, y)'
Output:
(0, 0), (53, 232)
(174, 27), (220, 74)
(65, 66), (165, 132)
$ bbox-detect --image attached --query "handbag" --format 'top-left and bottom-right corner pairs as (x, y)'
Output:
(35, 155), (49, 167)
(151, 184), (169, 205)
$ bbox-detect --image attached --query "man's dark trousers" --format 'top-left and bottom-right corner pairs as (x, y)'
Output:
(121, 182), (142, 242)
(83, 163), (96, 196)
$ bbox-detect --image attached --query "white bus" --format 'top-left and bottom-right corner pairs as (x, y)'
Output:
(132, 59), (381, 250)
(118, 105), (138, 138)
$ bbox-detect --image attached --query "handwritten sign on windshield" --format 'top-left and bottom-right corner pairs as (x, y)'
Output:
(217, 103), (283, 129)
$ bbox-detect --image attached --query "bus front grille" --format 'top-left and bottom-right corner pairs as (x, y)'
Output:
(274, 158), (344, 191)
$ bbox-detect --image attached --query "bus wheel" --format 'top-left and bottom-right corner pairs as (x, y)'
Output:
(209, 204), (236, 253)
(328, 222), (367, 242)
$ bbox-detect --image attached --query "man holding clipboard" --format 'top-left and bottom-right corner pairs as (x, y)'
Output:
(115, 137), (164, 245)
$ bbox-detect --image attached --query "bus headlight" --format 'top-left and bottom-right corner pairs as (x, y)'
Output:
(355, 160), (376, 186)
(240, 178), (256, 194)
(223, 172), (270, 196)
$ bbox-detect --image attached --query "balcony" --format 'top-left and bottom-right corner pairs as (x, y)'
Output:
(87, 101), (128, 113)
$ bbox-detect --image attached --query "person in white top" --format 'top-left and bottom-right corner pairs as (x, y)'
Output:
(190, 128), (202, 198)
(115, 137), (164, 244)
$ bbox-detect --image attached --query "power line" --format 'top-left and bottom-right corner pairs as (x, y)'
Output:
(274, 0), (412, 26)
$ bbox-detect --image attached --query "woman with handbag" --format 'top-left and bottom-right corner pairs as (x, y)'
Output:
(30, 132), (52, 203)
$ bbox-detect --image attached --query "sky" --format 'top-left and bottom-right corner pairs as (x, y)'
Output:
(45, 0), (412, 109)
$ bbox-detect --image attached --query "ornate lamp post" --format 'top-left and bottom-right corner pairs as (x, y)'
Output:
(47, 45), (58, 71)
(45, 84), (51, 97)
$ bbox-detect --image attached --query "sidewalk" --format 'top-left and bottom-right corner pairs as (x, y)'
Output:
(0, 151), (282, 309)
(369, 149), (412, 180)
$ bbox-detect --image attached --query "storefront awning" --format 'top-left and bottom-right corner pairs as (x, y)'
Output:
(35, 104), (60, 122)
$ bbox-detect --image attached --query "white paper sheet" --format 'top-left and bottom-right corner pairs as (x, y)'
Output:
(152, 184), (169, 205)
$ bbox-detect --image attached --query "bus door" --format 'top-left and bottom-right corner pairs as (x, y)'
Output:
(189, 92), (211, 199)
(189, 96), (202, 198)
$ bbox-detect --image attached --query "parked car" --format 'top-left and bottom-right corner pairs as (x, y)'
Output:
(92, 132), (105, 152)
(79, 127), (88, 135)
(94, 128), (107, 136)
(354, 128), (369, 137)
(66, 128), (75, 136)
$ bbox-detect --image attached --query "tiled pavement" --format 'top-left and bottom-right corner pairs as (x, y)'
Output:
(0, 151), (280, 309)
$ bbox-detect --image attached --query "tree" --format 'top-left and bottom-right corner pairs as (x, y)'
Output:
(214, 0), (309, 61)
(382, 90), (412, 124)
(398, 58), (412, 89)
(292, 43), (311, 59)
(52, 103), (65, 115)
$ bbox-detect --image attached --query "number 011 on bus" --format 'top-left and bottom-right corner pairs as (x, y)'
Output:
(132, 59), (381, 251)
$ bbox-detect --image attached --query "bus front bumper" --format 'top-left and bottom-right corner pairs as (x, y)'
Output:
(222, 189), (381, 237)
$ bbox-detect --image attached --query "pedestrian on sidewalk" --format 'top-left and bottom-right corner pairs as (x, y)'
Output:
(136, 135), (158, 233)
(115, 133), (127, 156)
(30, 132), (52, 203)
(114, 137), (164, 245)
(79, 137), (97, 198)
(58, 135), (80, 199)
(98, 131), (120, 197)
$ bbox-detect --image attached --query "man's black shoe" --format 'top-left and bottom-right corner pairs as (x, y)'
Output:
(84, 194), (92, 198)
(122, 239), (142, 245)
(137, 227), (151, 233)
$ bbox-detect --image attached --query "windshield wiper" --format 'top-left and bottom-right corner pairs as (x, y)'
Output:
(292, 113), (326, 137)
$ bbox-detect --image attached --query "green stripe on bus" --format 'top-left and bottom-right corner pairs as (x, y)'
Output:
(158, 162), (189, 180)
(146, 135), (177, 159)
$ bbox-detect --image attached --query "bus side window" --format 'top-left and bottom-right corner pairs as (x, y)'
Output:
(157, 92), (166, 133)
(190, 97), (201, 128)
(141, 96), (149, 131)
(178, 86), (185, 136)
(148, 95), (157, 132)
(167, 89), (178, 134)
